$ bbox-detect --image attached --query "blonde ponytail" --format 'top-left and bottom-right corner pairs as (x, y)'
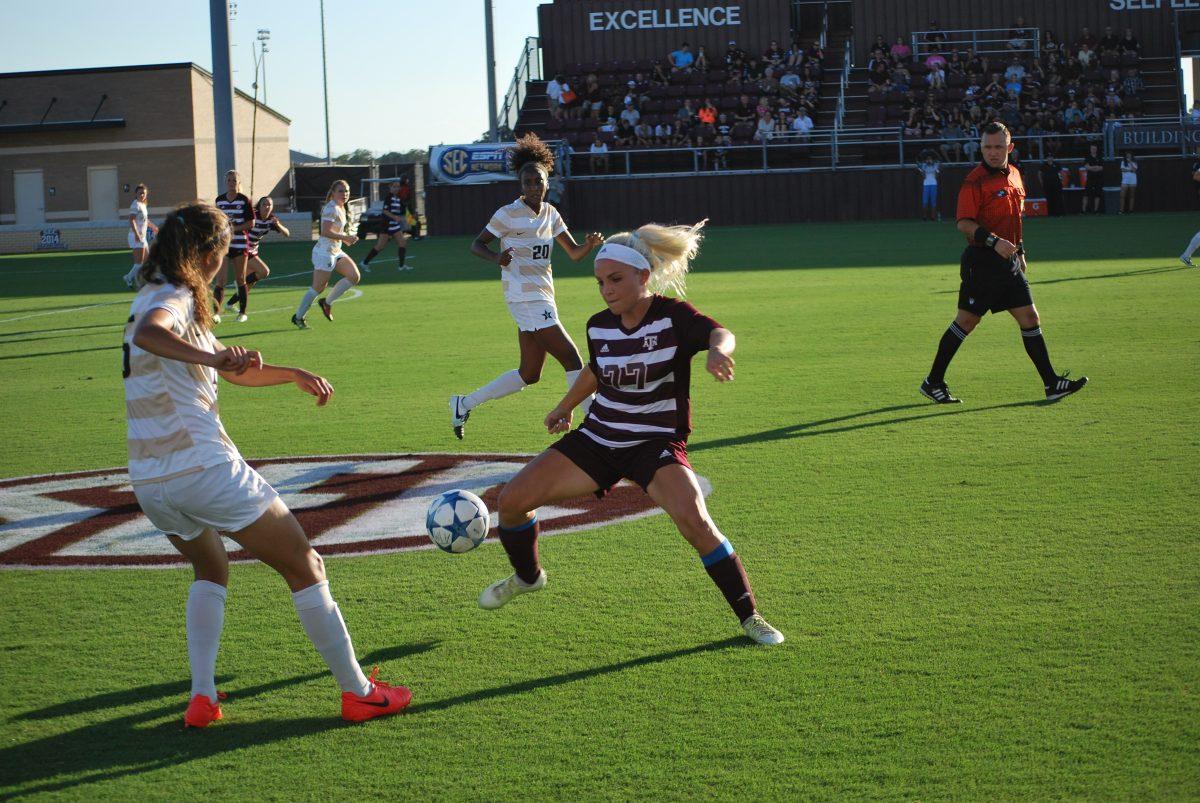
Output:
(604, 220), (705, 296)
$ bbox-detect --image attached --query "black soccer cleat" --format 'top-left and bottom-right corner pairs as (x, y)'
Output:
(291, 314), (309, 330)
(449, 395), (470, 440)
(1045, 373), (1088, 401)
(920, 378), (961, 404)
(317, 298), (333, 322)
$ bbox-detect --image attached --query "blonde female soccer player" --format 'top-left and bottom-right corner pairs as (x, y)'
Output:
(477, 220), (785, 646)
(450, 134), (603, 439)
(224, 196), (289, 322)
(125, 202), (411, 726)
(122, 184), (159, 288)
(293, 180), (360, 329)
(213, 170), (253, 322)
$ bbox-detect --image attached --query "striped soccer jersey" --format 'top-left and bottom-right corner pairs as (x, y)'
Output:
(215, 192), (253, 250)
(581, 295), (720, 448)
(383, 194), (406, 232)
(245, 215), (280, 255)
(485, 198), (567, 303)
(123, 281), (242, 482)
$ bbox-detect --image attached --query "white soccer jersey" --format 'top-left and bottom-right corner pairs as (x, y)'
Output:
(315, 201), (345, 255)
(920, 164), (940, 186)
(130, 200), (149, 240)
(123, 282), (242, 483)
(486, 199), (567, 303)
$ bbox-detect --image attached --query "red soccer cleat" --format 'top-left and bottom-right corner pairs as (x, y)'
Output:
(317, 297), (333, 321)
(341, 667), (412, 722)
(183, 691), (226, 728)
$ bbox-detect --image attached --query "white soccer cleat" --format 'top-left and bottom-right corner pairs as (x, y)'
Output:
(236, 313), (248, 323)
(478, 570), (546, 610)
(212, 313), (222, 324)
(741, 613), (785, 645)
(449, 395), (470, 440)
(1182, 255), (1194, 267)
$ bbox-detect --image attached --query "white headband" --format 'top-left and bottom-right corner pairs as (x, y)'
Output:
(596, 242), (650, 272)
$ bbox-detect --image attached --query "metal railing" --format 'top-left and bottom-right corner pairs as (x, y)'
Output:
(834, 37), (853, 131)
(496, 37), (541, 138)
(910, 27), (1041, 59)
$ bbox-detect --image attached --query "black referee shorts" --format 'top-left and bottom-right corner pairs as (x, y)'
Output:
(957, 246), (1033, 316)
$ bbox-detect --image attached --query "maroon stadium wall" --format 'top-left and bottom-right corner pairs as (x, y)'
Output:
(538, 0), (791, 77)
(851, 0), (1178, 63)
(426, 158), (1194, 235)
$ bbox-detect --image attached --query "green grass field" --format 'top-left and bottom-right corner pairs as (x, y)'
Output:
(1, 213), (1197, 799)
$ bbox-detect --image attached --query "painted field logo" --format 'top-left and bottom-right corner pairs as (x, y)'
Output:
(0, 454), (711, 569)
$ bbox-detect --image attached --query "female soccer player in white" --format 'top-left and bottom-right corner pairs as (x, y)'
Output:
(450, 134), (603, 439)
(214, 171), (254, 322)
(125, 202), (411, 726)
(224, 196), (289, 322)
(293, 180), (360, 329)
(476, 220), (785, 646)
(122, 184), (158, 288)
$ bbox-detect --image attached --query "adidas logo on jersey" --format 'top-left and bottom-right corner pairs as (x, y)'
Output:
(660, 450), (671, 458)
(600, 344), (610, 353)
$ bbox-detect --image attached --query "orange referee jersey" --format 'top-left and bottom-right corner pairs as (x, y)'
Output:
(956, 163), (1025, 246)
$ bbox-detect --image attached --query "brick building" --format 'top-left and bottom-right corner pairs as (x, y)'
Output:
(0, 63), (291, 252)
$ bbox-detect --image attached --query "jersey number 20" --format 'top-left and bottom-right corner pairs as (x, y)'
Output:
(531, 244), (551, 260)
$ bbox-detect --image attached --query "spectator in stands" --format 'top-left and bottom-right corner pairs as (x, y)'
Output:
(598, 106), (617, 134)
(620, 100), (640, 128)
(917, 153), (941, 220)
(546, 74), (565, 119)
(676, 99), (697, 127)
(698, 99), (718, 126)
(653, 120), (673, 145)
(754, 111), (775, 142)
(891, 37), (912, 61)
(1119, 29), (1140, 56)
(744, 57), (765, 82)
(652, 59), (671, 85)
(869, 61), (891, 87)
(926, 20), (946, 45)
(1122, 68), (1144, 98)
(712, 116), (731, 170)
(725, 40), (746, 71)
(695, 46), (710, 72)
(927, 63), (947, 90)
(783, 42), (805, 70)
(589, 134), (610, 173)
(779, 68), (802, 96)
(615, 118), (635, 148)
(1099, 26), (1121, 55)
(1063, 101), (1084, 128)
(1005, 57), (1026, 82)
(1039, 155), (1065, 216)
(634, 120), (653, 147)
(1008, 17), (1031, 50)
(764, 40), (785, 69)
(872, 34), (888, 53)
(1119, 152), (1137, 213)
(1005, 73), (1023, 97)
(1077, 42), (1095, 69)
(1076, 27), (1097, 52)
(1043, 31), (1062, 55)
(1082, 143), (1105, 213)
(584, 74), (604, 118)
(925, 51), (947, 71)
(559, 79), (580, 119)
(807, 40), (825, 62)
(940, 119), (965, 161)
(962, 121), (981, 162)
(1190, 101), (1200, 123)
(1104, 82), (1123, 115)
(733, 94), (756, 124)
(669, 42), (695, 73)
(790, 107), (814, 140)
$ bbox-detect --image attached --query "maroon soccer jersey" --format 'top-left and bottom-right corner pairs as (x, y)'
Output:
(215, 193), (253, 250)
(581, 295), (720, 447)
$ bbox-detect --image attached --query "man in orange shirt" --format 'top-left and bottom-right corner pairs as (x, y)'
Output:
(920, 122), (1088, 404)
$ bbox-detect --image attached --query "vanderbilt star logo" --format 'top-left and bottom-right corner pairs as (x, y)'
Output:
(542, 310), (554, 321)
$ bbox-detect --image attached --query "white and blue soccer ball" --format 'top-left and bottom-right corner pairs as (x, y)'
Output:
(425, 489), (490, 554)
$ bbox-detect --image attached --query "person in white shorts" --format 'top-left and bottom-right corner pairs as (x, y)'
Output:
(125, 202), (412, 727)
(451, 134), (603, 439)
(292, 180), (361, 329)
(122, 184), (158, 288)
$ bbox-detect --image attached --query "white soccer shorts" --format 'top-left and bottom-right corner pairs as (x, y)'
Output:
(506, 299), (560, 332)
(133, 459), (279, 540)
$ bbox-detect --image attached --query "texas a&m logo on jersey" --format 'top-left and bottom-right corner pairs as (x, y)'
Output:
(642, 334), (659, 350)
(0, 454), (712, 569)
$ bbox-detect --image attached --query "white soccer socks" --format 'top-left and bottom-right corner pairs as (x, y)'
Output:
(291, 581), (371, 697)
(325, 277), (355, 304)
(463, 369), (527, 412)
(295, 288), (319, 319)
(186, 580), (227, 702)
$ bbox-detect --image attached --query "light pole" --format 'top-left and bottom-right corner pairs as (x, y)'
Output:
(320, 0), (332, 164)
(256, 28), (270, 105)
(250, 29), (269, 196)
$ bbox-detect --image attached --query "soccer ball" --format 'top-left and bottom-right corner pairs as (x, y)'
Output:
(425, 489), (491, 554)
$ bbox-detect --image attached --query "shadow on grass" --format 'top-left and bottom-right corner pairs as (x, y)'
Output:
(0, 331), (277, 361)
(0, 641), (437, 799)
(0, 323), (123, 339)
(690, 399), (1052, 453)
(933, 264), (1187, 295)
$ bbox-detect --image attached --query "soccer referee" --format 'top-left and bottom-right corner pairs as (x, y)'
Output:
(920, 122), (1088, 404)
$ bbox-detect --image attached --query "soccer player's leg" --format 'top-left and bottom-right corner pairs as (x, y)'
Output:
(166, 528), (230, 727)
(535, 322), (594, 419)
(452, 328), (543, 439)
(362, 231), (388, 270)
(231, 253), (251, 321)
(396, 231), (412, 271)
(319, 256), (361, 321)
(294, 265), (331, 329)
(228, 497), (411, 721)
(645, 460), (783, 645)
(481, 448), (602, 609)
(1181, 229), (1200, 266)
(1008, 303), (1087, 400)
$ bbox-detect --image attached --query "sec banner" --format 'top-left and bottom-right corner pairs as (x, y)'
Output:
(429, 144), (514, 184)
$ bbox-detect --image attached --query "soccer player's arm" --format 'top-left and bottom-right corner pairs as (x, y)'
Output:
(554, 209), (603, 261)
(213, 337), (333, 406)
(133, 309), (254, 374)
(129, 206), (140, 235)
(320, 211), (353, 244)
(546, 366), (599, 434)
(471, 223), (512, 266)
(273, 218), (290, 238)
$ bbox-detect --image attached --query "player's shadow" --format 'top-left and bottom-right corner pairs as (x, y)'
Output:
(932, 264), (1186, 294)
(690, 399), (1049, 453)
(0, 332), (276, 362)
(0, 641), (437, 799)
(0, 322), (120, 339)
